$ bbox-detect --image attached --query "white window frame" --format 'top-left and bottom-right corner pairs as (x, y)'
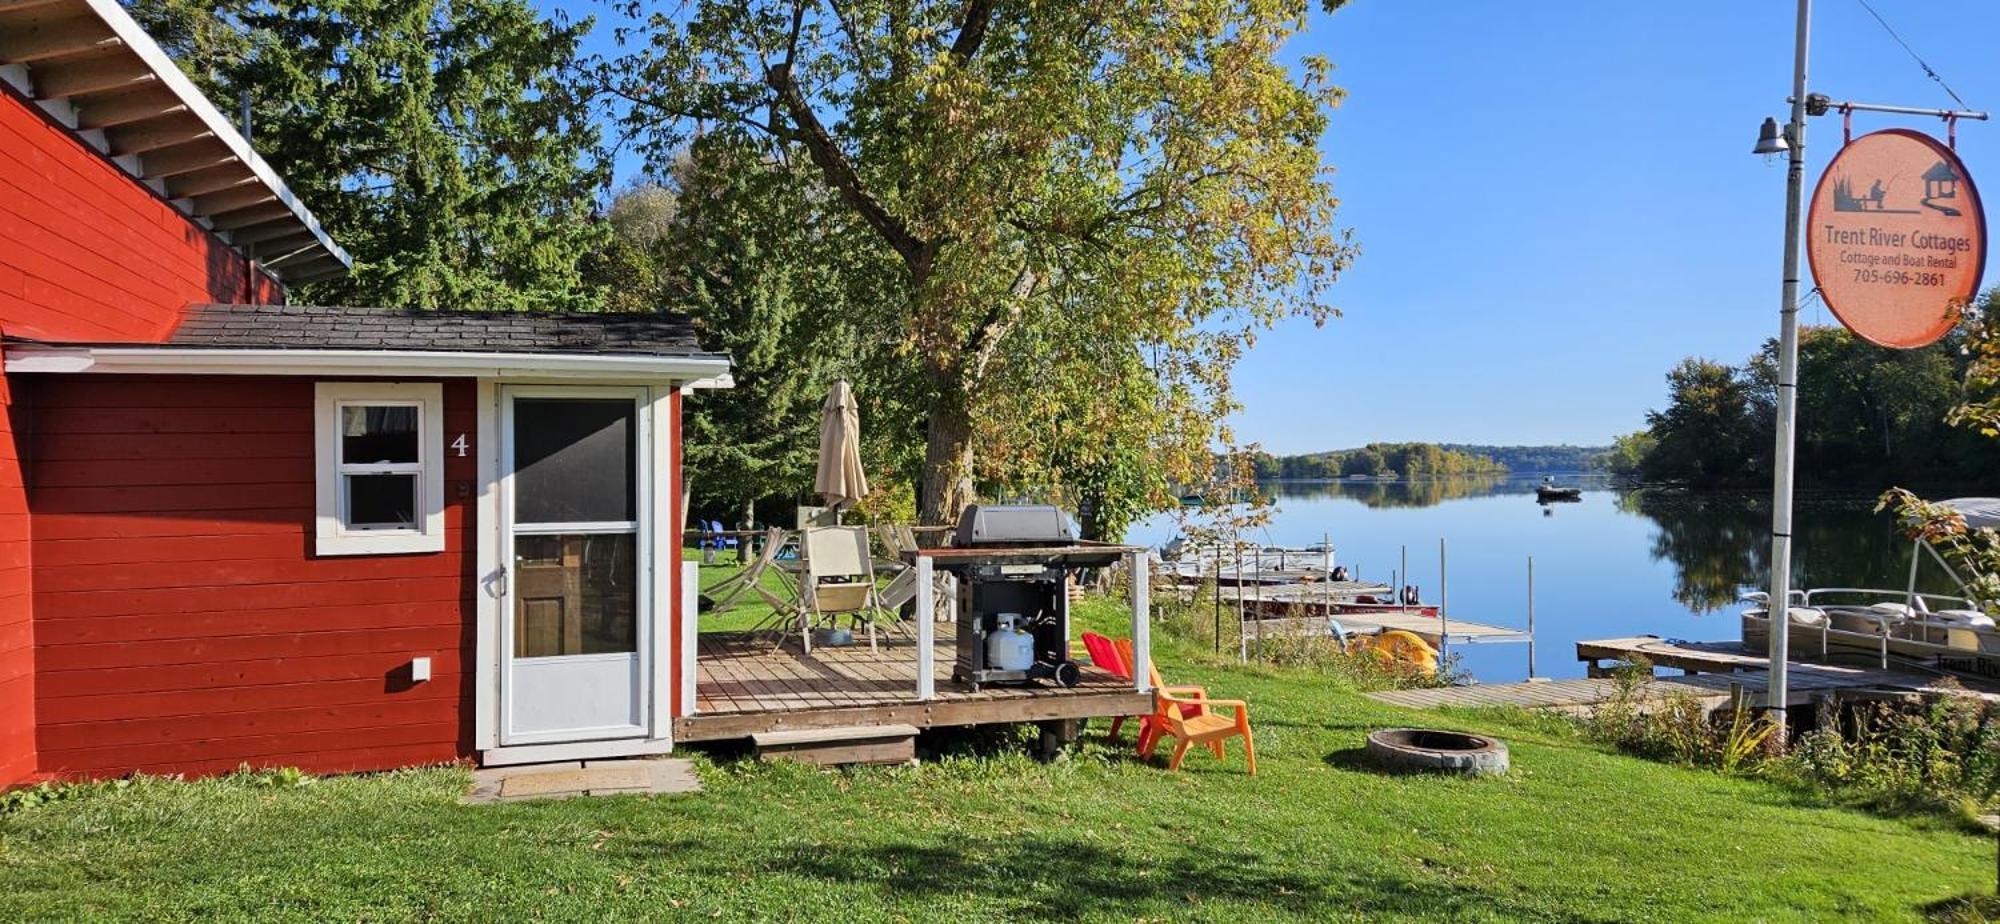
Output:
(314, 382), (446, 556)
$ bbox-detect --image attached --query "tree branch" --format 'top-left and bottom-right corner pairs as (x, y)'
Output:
(964, 264), (1039, 383)
(948, 0), (1000, 61)
(765, 59), (932, 275)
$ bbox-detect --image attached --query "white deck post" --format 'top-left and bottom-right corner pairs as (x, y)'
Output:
(680, 560), (698, 716)
(915, 554), (935, 701)
(1129, 549), (1151, 693)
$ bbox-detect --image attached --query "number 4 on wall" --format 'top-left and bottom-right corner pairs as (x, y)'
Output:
(452, 434), (469, 457)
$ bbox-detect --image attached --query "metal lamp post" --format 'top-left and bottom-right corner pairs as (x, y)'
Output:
(1752, 5), (1989, 723)
(1757, 0), (1813, 721)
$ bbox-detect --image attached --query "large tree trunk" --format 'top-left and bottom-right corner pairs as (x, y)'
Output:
(918, 409), (975, 525)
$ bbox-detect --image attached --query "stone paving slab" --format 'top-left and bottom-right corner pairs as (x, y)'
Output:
(465, 757), (702, 804)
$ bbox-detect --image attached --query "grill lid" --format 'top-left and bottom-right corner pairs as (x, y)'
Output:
(953, 504), (1078, 546)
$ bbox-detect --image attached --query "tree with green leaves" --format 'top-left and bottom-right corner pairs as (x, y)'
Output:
(1598, 430), (1655, 479)
(132, 0), (614, 309)
(619, 140), (914, 527)
(1639, 358), (1763, 486)
(604, 0), (1355, 525)
(1633, 327), (1991, 487)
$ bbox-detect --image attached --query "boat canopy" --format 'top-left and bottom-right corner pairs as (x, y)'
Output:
(1941, 498), (2000, 531)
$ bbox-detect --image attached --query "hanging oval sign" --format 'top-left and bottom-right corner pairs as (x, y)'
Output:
(1806, 129), (1986, 349)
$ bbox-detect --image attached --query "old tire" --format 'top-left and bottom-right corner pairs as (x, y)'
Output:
(1365, 728), (1508, 776)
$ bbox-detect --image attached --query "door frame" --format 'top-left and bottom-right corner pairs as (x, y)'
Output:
(475, 378), (677, 764)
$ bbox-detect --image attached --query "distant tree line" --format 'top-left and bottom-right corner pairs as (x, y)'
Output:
(1608, 323), (1999, 488)
(1440, 444), (1608, 472)
(1250, 443), (1507, 480)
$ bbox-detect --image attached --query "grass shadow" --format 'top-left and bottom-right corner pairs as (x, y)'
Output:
(1924, 892), (2000, 922)
(622, 831), (1625, 922)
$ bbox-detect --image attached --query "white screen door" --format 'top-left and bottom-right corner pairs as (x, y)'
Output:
(500, 386), (651, 745)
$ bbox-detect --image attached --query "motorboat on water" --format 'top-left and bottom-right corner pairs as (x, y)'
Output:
(1535, 476), (1582, 503)
(1740, 497), (1999, 672)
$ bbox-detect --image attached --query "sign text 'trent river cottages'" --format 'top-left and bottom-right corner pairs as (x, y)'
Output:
(1806, 129), (1987, 349)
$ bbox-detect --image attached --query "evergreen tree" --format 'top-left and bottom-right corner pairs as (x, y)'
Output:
(132, 0), (614, 309)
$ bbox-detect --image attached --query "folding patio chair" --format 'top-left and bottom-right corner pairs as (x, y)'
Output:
(788, 525), (890, 653)
(704, 526), (796, 619)
(872, 524), (953, 625)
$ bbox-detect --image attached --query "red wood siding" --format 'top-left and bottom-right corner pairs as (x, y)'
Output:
(26, 375), (475, 779)
(0, 90), (281, 344)
(0, 373), (34, 787)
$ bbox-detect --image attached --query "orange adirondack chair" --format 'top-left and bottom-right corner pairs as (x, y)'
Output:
(1117, 638), (1255, 775)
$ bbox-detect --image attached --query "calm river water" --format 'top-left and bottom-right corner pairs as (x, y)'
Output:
(1129, 475), (1982, 682)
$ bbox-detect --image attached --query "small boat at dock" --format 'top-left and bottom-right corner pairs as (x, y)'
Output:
(1740, 497), (2000, 675)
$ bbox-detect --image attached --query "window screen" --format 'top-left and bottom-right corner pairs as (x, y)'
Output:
(338, 402), (425, 532)
(512, 399), (636, 524)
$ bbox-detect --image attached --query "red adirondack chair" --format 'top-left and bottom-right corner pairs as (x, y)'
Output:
(1081, 632), (1141, 741)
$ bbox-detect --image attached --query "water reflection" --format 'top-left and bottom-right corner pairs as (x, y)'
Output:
(1153, 477), (1988, 681)
(1620, 489), (1956, 612)
(1251, 479), (1958, 613)
(1258, 473), (1511, 508)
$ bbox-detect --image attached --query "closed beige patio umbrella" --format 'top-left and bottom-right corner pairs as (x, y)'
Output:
(814, 380), (869, 519)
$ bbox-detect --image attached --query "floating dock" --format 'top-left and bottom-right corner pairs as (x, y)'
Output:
(1245, 611), (1530, 648)
(1366, 636), (2000, 711)
(1211, 583), (1530, 647)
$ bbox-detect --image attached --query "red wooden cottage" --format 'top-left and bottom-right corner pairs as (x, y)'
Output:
(0, 0), (728, 787)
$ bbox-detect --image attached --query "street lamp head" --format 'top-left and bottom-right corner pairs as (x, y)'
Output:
(1753, 117), (1790, 156)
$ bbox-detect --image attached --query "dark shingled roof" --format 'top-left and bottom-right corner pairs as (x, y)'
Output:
(152, 304), (721, 357)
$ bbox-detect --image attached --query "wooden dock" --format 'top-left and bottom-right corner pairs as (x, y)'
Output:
(1367, 636), (2000, 711)
(1244, 611), (1529, 647)
(675, 630), (1149, 742)
(1171, 577), (1530, 648)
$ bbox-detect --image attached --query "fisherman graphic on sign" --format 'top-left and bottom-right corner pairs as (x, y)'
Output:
(1833, 174), (1915, 213)
(1832, 161), (1963, 216)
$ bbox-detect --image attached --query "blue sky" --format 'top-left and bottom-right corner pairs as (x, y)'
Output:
(549, 1), (2000, 454)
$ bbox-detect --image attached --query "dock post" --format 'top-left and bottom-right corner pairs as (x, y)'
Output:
(1129, 549), (1151, 694)
(1235, 540), (1247, 663)
(1437, 539), (1450, 672)
(1526, 555), (1536, 680)
(1211, 555), (1222, 655)
(915, 555), (935, 701)
(1253, 545), (1264, 661)
(1323, 532), (1332, 622)
(1400, 545), (1409, 613)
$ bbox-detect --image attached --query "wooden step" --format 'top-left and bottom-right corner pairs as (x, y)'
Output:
(752, 723), (919, 767)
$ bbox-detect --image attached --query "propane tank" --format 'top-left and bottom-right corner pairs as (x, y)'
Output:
(987, 613), (1036, 672)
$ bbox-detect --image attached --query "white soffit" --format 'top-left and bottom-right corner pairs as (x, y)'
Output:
(0, 0), (350, 284)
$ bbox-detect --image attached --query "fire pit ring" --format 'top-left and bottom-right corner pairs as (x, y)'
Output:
(1365, 728), (1509, 776)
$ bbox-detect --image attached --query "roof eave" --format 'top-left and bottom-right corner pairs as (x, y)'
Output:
(4, 344), (733, 385)
(0, 0), (350, 283)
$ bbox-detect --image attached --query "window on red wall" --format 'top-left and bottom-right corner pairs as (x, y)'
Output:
(314, 383), (445, 555)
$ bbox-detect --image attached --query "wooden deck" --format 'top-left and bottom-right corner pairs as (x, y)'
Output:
(674, 630), (1151, 742)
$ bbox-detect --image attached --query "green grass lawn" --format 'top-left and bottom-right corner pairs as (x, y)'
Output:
(2, 568), (1995, 921)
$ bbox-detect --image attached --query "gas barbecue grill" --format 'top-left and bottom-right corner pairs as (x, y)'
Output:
(929, 505), (1134, 690)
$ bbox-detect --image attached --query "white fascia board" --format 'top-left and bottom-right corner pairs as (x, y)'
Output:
(78, 0), (351, 270)
(5, 345), (733, 383)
